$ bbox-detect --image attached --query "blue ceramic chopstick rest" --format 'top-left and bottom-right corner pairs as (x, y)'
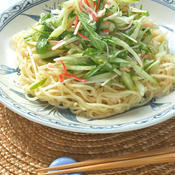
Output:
(49, 157), (82, 175)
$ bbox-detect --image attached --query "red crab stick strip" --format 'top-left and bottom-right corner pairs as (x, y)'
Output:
(74, 15), (88, 39)
(75, 15), (79, 29)
(51, 40), (66, 50)
(79, 0), (83, 9)
(84, 0), (90, 7)
(58, 60), (87, 82)
(96, 0), (100, 12)
(62, 73), (87, 82)
(79, 0), (98, 22)
(77, 32), (88, 39)
(118, 20), (133, 31)
(141, 54), (149, 60)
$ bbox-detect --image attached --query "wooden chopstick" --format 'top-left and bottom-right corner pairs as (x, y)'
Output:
(37, 147), (175, 175)
(40, 153), (175, 175)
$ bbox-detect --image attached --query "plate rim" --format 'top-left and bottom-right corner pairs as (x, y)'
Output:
(0, 91), (175, 133)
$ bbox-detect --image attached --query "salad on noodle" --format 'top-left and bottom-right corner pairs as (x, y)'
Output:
(13, 0), (175, 118)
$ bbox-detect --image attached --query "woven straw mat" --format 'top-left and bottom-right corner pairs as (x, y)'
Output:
(0, 103), (175, 175)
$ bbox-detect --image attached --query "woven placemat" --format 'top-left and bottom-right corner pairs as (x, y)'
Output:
(0, 103), (175, 175)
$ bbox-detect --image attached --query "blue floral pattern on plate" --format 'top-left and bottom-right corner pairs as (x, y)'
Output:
(0, 0), (174, 133)
(152, 0), (175, 10)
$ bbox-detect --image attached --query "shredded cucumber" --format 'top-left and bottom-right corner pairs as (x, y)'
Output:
(111, 37), (143, 66)
(24, 0), (163, 94)
(129, 59), (159, 85)
(121, 72), (134, 90)
(133, 76), (145, 96)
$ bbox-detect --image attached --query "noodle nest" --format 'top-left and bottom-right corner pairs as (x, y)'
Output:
(13, 29), (175, 118)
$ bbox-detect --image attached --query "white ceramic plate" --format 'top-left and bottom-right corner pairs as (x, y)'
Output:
(0, 0), (175, 133)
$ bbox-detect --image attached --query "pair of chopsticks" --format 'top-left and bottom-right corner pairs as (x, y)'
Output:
(36, 147), (175, 175)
